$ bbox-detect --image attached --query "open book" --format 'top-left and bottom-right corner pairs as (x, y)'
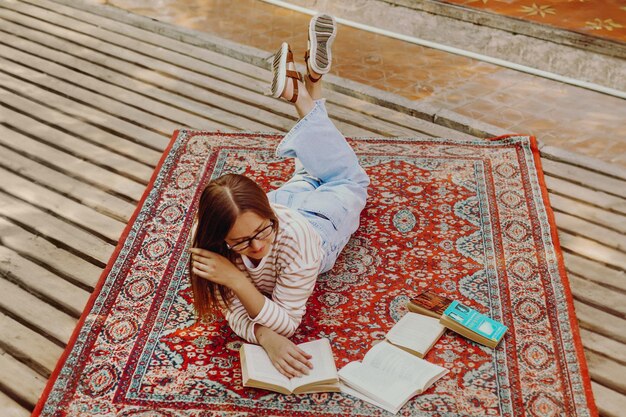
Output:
(386, 312), (446, 357)
(338, 341), (448, 414)
(240, 338), (340, 395)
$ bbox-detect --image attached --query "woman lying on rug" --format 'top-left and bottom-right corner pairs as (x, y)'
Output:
(189, 14), (369, 379)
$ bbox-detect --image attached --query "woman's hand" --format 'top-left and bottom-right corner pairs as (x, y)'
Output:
(189, 248), (244, 289)
(256, 326), (313, 379)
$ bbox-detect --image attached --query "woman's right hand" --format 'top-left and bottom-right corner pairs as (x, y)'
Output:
(255, 326), (313, 378)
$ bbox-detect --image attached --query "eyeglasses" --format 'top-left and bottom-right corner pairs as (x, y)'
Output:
(226, 220), (275, 251)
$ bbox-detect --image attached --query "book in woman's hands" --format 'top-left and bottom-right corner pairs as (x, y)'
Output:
(385, 312), (446, 358)
(338, 341), (448, 414)
(240, 338), (340, 395)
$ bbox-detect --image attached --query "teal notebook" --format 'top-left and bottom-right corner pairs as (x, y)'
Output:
(442, 301), (507, 342)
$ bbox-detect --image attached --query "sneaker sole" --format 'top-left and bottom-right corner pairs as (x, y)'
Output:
(308, 14), (336, 75)
(269, 42), (289, 98)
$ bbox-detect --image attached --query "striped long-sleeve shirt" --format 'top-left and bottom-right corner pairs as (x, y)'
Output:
(224, 203), (324, 343)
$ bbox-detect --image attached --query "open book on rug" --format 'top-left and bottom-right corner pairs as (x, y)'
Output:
(385, 312), (446, 358)
(338, 341), (448, 414)
(240, 338), (340, 395)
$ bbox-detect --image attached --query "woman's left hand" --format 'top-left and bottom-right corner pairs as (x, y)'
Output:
(189, 248), (244, 289)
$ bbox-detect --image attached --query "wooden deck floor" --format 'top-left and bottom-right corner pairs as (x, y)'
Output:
(0, 1), (625, 416)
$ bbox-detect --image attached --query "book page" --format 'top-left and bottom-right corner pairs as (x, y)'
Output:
(339, 382), (401, 415)
(338, 361), (416, 413)
(291, 338), (338, 390)
(386, 313), (445, 356)
(363, 341), (448, 391)
(242, 343), (290, 389)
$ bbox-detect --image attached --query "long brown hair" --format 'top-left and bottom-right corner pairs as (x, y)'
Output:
(189, 174), (278, 322)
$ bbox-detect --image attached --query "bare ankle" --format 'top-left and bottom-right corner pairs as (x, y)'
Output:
(280, 61), (302, 102)
(305, 77), (322, 101)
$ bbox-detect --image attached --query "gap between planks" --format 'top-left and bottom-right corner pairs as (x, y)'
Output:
(0, 346), (45, 412)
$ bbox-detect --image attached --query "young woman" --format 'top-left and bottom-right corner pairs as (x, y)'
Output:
(189, 14), (369, 379)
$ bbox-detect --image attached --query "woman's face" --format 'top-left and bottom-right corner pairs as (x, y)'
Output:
(225, 211), (275, 260)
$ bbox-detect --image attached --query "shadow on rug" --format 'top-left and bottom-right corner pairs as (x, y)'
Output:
(34, 131), (597, 416)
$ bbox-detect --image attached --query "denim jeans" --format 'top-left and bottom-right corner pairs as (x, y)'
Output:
(267, 99), (370, 273)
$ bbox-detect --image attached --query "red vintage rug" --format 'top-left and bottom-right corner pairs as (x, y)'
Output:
(33, 131), (597, 416)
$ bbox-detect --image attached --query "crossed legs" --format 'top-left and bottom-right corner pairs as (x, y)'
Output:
(279, 61), (320, 118)
(268, 14), (336, 118)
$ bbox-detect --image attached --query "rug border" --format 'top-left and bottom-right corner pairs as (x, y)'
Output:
(490, 134), (599, 417)
(31, 131), (599, 416)
(31, 130), (182, 417)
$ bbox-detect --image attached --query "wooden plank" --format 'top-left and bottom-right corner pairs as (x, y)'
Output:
(549, 193), (626, 234)
(574, 300), (626, 345)
(546, 176), (626, 216)
(0, 167), (125, 243)
(0, 39), (273, 134)
(0, 11), (292, 133)
(33, 0), (471, 139)
(39, 0), (269, 81)
(554, 211), (626, 252)
(0, 82), (160, 167)
(0, 3), (378, 138)
(0, 192), (114, 266)
(0, 78), (168, 153)
(0, 246), (90, 317)
(0, 122), (145, 202)
(0, 218), (101, 290)
(541, 145), (626, 182)
(0, 100), (152, 184)
(580, 328), (626, 365)
(0, 312), (64, 377)
(316, 101), (422, 138)
(585, 350), (626, 395)
(326, 95), (470, 139)
(569, 274), (626, 319)
(563, 252), (626, 292)
(0, 145), (135, 223)
(0, 390), (30, 417)
(0, 347), (45, 411)
(0, 27), (279, 134)
(0, 278), (75, 345)
(0, 57), (194, 137)
(0, 5), (288, 130)
(558, 231), (626, 271)
(592, 382), (626, 417)
(0, 3), (291, 118)
(542, 159), (626, 199)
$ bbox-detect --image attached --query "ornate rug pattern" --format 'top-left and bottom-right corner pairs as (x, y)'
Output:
(34, 131), (597, 416)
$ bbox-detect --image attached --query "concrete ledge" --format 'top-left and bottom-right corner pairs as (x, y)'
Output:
(386, 0), (626, 60)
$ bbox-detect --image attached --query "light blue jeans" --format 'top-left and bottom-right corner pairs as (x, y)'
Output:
(267, 99), (370, 273)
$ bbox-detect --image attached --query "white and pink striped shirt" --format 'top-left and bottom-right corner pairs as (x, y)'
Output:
(224, 203), (324, 343)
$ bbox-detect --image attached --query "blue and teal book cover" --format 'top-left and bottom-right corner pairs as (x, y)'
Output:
(443, 301), (507, 342)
